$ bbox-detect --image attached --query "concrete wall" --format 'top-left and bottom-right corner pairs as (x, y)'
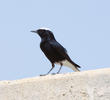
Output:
(0, 68), (110, 100)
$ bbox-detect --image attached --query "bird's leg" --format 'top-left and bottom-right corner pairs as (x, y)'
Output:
(40, 63), (55, 76)
(57, 63), (63, 74)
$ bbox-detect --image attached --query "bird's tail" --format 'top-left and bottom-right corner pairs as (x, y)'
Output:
(62, 60), (81, 72)
(70, 64), (80, 72)
(71, 66), (80, 72)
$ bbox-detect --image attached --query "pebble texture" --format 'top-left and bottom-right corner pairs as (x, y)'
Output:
(0, 68), (110, 100)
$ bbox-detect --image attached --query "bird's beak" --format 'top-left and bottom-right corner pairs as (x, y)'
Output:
(31, 30), (37, 33)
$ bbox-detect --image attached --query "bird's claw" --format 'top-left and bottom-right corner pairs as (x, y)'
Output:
(51, 73), (57, 75)
(40, 74), (47, 76)
(40, 72), (60, 76)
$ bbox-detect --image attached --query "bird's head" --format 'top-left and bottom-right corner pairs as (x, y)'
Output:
(31, 28), (55, 40)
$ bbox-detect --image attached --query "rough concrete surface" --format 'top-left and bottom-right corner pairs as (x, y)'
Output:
(0, 68), (110, 100)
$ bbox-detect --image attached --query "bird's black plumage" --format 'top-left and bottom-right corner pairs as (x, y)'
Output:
(31, 28), (81, 75)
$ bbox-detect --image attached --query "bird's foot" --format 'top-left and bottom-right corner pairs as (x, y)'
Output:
(51, 73), (57, 75)
(40, 73), (59, 76)
(40, 74), (48, 76)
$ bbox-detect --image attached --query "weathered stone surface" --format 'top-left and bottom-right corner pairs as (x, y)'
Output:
(0, 68), (110, 100)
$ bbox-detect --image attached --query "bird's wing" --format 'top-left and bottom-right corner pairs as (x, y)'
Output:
(49, 41), (67, 56)
(49, 41), (81, 68)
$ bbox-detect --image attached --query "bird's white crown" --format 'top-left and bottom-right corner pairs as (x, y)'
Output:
(39, 27), (51, 31)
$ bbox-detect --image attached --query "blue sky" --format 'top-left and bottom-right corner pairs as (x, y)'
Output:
(0, 0), (110, 80)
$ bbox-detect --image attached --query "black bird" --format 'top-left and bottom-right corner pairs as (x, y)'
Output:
(31, 28), (81, 75)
